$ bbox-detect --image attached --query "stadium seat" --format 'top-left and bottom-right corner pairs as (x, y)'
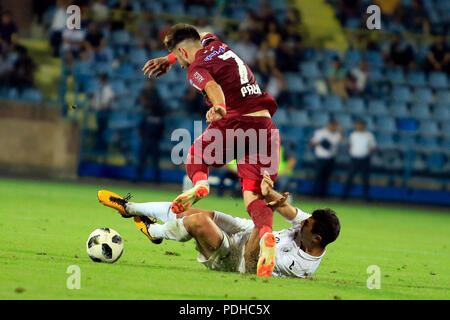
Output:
(416, 135), (440, 153)
(324, 95), (343, 112)
(375, 116), (396, 132)
(287, 109), (310, 127)
(311, 111), (330, 127)
(433, 104), (450, 121)
(390, 102), (410, 117)
(129, 48), (148, 67)
(303, 93), (322, 110)
(419, 119), (440, 136)
(442, 122), (450, 137)
(334, 113), (353, 130)
(300, 61), (321, 79)
(426, 152), (445, 173)
(410, 103), (432, 119)
(392, 86), (412, 102)
(397, 134), (416, 150)
(187, 5), (207, 16)
(346, 97), (366, 114)
(428, 72), (448, 89)
(376, 133), (396, 149)
(368, 99), (389, 115)
(365, 50), (384, 68)
(386, 69), (405, 85)
(343, 49), (361, 68)
(111, 30), (131, 46)
(20, 88), (42, 102)
(111, 80), (127, 96)
(272, 107), (288, 126)
(406, 71), (427, 87)
(285, 73), (306, 93)
(435, 90), (450, 105)
(413, 88), (434, 104)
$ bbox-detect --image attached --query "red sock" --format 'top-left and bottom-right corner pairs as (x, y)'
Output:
(247, 199), (274, 239)
(192, 171), (208, 185)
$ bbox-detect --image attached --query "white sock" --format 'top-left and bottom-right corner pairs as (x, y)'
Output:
(125, 202), (177, 222)
(148, 218), (192, 242)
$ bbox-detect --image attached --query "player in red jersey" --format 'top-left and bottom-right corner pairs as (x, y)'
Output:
(142, 24), (280, 276)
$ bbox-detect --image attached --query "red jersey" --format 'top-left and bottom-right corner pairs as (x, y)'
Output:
(187, 33), (278, 119)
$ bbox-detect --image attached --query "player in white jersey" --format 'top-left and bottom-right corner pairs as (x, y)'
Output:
(97, 174), (340, 278)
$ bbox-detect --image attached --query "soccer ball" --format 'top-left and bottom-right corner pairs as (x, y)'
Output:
(86, 228), (124, 263)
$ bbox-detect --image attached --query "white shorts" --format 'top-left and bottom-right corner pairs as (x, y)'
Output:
(196, 213), (254, 273)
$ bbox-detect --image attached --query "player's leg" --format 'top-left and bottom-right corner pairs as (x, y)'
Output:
(171, 123), (228, 213)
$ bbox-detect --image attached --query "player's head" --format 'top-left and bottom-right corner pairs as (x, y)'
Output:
(327, 118), (339, 131)
(355, 118), (366, 131)
(164, 23), (202, 69)
(300, 208), (340, 249)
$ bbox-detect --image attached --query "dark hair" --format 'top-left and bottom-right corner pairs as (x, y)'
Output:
(311, 208), (340, 248)
(164, 23), (201, 51)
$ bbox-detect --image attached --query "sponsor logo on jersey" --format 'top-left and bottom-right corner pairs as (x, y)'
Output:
(193, 72), (204, 83)
(241, 83), (262, 97)
(204, 44), (227, 61)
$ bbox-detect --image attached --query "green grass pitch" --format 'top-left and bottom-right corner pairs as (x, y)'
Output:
(0, 177), (448, 300)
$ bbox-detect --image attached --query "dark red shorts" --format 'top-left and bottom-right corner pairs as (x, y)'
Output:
(187, 115), (280, 193)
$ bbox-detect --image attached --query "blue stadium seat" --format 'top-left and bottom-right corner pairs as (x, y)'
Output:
(416, 135), (440, 152)
(426, 152), (445, 173)
(323, 49), (339, 62)
(365, 50), (384, 68)
(167, 3), (185, 15)
(397, 134), (416, 150)
(406, 71), (427, 87)
(303, 93), (321, 110)
(111, 80), (127, 96)
(368, 68), (384, 82)
(311, 111), (330, 127)
(428, 72), (448, 89)
(386, 69), (405, 85)
(442, 122), (450, 137)
(324, 95), (343, 112)
(285, 73), (305, 93)
(300, 61), (321, 78)
(375, 116), (396, 132)
(368, 99), (388, 115)
(376, 133), (396, 149)
(287, 109), (310, 127)
(392, 86), (412, 102)
(344, 49), (361, 68)
(346, 97), (366, 114)
(188, 5), (207, 16)
(419, 119), (440, 136)
(435, 90), (450, 105)
(390, 102), (410, 117)
(114, 61), (135, 79)
(272, 107), (288, 126)
(21, 88), (42, 102)
(433, 104), (450, 120)
(111, 30), (131, 46)
(129, 48), (148, 67)
(334, 113), (353, 130)
(441, 138), (450, 153)
(413, 88), (434, 104)
(410, 103), (432, 119)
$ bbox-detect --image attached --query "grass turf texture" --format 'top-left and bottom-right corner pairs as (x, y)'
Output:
(0, 177), (448, 300)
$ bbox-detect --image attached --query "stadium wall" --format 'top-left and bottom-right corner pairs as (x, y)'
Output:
(0, 101), (80, 179)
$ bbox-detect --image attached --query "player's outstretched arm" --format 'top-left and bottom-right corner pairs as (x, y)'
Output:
(142, 55), (175, 79)
(204, 80), (227, 122)
(261, 172), (297, 221)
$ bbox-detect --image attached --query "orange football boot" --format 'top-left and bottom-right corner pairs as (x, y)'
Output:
(171, 182), (210, 214)
(257, 233), (276, 277)
(133, 216), (163, 245)
(97, 190), (132, 218)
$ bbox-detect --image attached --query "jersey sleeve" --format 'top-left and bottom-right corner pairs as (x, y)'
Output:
(187, 67), (214, 92)
(287, 208), (311, 228)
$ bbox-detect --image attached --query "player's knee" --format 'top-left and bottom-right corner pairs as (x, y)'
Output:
(183, 213), (212, 236)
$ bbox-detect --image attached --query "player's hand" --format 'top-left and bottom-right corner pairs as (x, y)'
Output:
(142, 57), (172, 79)
(268, 192), (289, 211)
(206, 105), (226, 123)
(260, 171), (274, 196)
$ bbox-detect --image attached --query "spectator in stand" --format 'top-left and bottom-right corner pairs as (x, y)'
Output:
(425, 35), (450, 74)
(239, 12), (264, 46)
(257, 40), (276, 87)
(61, 23), (86, 57)
(310, 119), (343, 198)
(92, 72), (115, 155)
(337, 0), (363, 28)
(83, 22), (113, 63)
(134, 11), (161, 51)
(341, 119), (376, 201)
(0, 11), (18, 50)
(48, 0), (67, 57)
(110, 0), (133, 31)
(276, 24), (303, 72)
(136, 80), (165, 183)
(183, 86), (206, 119)
(10, 46), (36, 94)
(0, 51), (13, 89)
(326, 57), (348, 99)
(266, 22), (281, 50)
(90, 0), (110, 23)
(386, 32), (415, 69)
(233, 31), (258, 69)
(401, 0), (430, 34)
(350, 61), (369, 95)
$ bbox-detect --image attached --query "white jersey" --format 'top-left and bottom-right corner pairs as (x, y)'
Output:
(272, 208), (325, 278)
(201, 208), (325, 278)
